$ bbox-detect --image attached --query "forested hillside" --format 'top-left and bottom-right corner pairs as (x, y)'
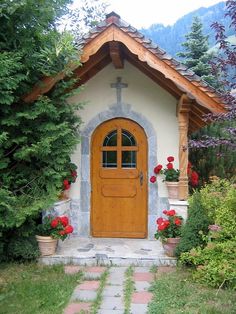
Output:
(141, 2), (233, 57)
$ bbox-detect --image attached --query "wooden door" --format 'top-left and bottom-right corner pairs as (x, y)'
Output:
(91, 118), (148, 238)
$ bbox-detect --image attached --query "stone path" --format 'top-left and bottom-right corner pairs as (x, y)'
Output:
(63, 265), (173, 314)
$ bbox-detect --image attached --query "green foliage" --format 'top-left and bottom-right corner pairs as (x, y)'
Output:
(175, 191), (211, 257)
(190, 123), (236, 184)
(198, 179), (232, 221)
(180, 239), (236, 289)
(178, 16), (219, 88)
(6, 236), (40, 261)
(215, 188), (236, 238)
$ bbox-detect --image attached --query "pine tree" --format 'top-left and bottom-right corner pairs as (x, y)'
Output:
(178, 15), (235, 184)
(178, 16), (219, 88)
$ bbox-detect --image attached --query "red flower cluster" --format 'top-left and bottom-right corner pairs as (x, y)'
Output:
(38, 215), (74, 241)
(63, 170), (77, 190)
(150, 156), (179, 183)
(50, 216), (74, 239)
(154, 209), (183, 240)
(187, 162), (199, 187)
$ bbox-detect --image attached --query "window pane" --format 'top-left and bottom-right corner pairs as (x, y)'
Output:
(103, 130), (117, 146)
(102, 151), (117, 168)
(122, 130), (136, 146)
(122, 151), (136, 168)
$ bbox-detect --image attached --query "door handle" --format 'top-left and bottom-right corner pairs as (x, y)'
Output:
(139, 171), (144, 186)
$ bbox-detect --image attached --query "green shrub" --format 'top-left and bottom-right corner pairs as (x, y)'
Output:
(200, 179), (232, 221)
(215, 188), (236, 238)
(180, 239), (236, 289)
(175, 191), (211, 257)
(6, 236), (40, 261)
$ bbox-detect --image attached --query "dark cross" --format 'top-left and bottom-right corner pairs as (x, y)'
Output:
(110, 77), (128, 105)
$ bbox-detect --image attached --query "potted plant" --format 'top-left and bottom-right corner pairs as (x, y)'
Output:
(36, 215), (73, 256)
(59, 163), (78, 200)
(155, 209), (183, 257)
(150, 156), (180, 199)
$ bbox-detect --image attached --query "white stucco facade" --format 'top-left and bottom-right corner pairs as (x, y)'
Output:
(67, 61), (180, 238)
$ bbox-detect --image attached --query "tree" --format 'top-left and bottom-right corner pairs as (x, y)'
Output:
(0, 0), (106, 260)
(178, 16), (219, 88)
(178, 11), (236, 183)
(189, 0), (236, 183)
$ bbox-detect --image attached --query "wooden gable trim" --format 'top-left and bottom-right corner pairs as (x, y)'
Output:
(109, 42), (124, 69)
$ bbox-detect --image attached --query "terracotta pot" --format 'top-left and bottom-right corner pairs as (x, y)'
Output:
(36, 235), (58, 256)
(162, 237), (180, 257)
(165, 181), (179, 199)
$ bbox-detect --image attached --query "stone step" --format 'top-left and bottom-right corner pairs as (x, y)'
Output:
(40, 255), (176, 266)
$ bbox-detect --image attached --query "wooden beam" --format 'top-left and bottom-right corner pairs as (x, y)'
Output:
(178, 94), (192, 200)
(109, 41), (124, 69)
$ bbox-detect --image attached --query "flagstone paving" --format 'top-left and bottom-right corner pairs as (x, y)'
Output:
(63, 265), (176, 313)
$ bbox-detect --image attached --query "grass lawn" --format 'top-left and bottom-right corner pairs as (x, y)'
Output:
(0, 262), (83, 314)
(148, 268), (236, 314)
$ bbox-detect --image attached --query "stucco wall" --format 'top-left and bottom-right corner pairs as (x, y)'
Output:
(68, 61), (179, 237)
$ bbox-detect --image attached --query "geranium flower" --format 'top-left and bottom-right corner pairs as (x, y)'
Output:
(154, 164), (163, 174)
(150, 176), (157, 183)
(64, 225), (73, 234)
(166, 162), (173, 170)
(167, 156), (174, 162)
(59, 216), (69, 227)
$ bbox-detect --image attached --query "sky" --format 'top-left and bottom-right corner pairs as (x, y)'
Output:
(106, 0), (226, 28)
(72, 1), (226, 29)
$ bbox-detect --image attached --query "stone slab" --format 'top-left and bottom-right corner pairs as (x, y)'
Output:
(77, 280), (100, 290)
(64, 302), (91, 314)
(100, 296), (124, 310)
(70, 289), (97, 301)
(134, 281), (151, 292)
(85, 266), (106, 273)
(133, 272), (155, 282)
(130, 303), (149, 314)
(132, 291), (153, 304)
(102, 285), (123, 297)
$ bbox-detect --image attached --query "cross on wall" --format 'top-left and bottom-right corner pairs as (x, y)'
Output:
(110, 77), (128, 105)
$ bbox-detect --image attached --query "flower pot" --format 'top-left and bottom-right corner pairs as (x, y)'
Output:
(162, 237), (180, 257)
(36, 235), (58, 256)
(165, 181), (179, 199)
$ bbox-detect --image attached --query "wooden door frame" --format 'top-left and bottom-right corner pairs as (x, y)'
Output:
(90, 117), (148, 238)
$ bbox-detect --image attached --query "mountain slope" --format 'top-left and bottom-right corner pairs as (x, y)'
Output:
(140, 2), (233, 58)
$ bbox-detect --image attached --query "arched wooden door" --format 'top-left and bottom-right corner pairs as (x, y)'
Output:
(91, 118), (148, 238)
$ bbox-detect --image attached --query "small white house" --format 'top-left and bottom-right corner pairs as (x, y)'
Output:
(26, 12), (225, 239)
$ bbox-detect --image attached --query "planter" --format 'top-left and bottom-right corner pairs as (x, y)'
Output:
(166, 181), (179, 199)
(162, 237), (180, 257)
(36, 235), (58, 256)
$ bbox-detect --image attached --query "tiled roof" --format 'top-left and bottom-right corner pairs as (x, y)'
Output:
(76, 12), (223, 105)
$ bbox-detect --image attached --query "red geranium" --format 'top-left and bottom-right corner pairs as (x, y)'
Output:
(167, 156), (174, 162)
(64, 225), (74, 234)
(166, 162), (173, 170)
(174, 218), (182, 225)
(51, 217), (60, 228)
(37, 215), (73, 241)
(150, 176), (157, 183)
(165, 209), (176, 216)
(154, 209), (183, 241)
(60, 216), (69, 227)
(154, 164), (163, 174)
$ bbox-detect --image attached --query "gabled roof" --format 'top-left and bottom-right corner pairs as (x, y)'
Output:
(24, 12), (226, 133)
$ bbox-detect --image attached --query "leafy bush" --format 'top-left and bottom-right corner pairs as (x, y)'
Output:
(199, 179), (232, 221)
(6, 236), (40, 261)
(175, 191), (211, 257)
(180, 239), (236, 289)
(215, 187), (236, 238)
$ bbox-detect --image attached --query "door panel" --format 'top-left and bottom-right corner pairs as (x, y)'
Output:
(91, 118), (148, 238)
